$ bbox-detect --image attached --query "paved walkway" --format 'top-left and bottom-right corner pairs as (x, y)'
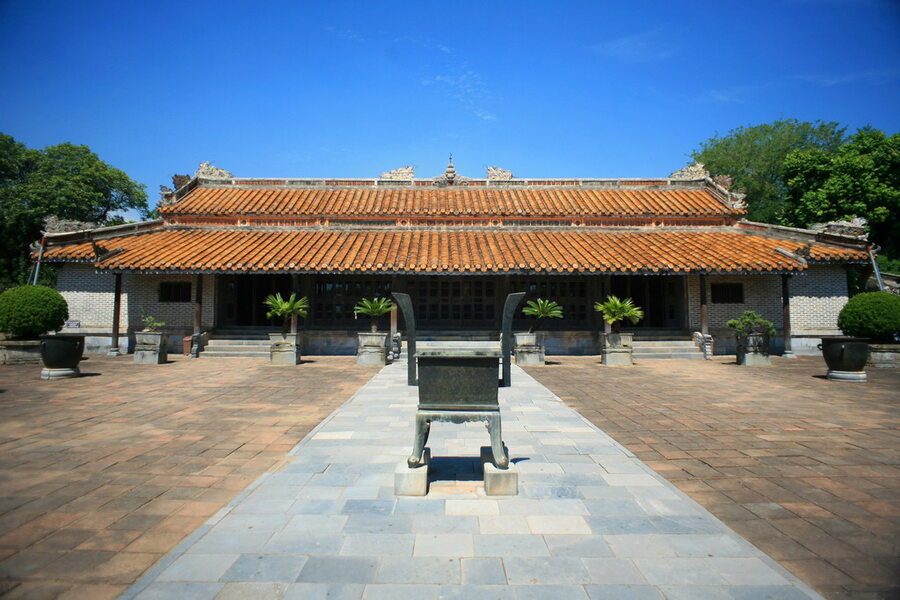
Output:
(525, 357), (900, 600)
(0, 355), (379, 600)
(123, 360), (822, 600)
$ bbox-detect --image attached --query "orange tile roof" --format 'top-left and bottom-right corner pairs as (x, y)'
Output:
(161, 185), (741, 219)
(41, 227), (866, 274)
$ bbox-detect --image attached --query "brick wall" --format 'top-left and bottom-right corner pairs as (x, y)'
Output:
(686, 274), (783, 330)
(57, 265), (216, 352)
(787, 265), (848, 333)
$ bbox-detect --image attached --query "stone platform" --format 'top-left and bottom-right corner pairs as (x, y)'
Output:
(121, 361), (822, 600)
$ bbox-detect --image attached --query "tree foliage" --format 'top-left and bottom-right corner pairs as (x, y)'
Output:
(782, 127), (900, 257)
(0, 133), (149, 288)
(522, 298), (564, 333)
(691, 119), (846, 222)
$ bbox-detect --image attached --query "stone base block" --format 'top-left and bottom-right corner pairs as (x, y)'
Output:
(481, 446), (517, 496)
(134, 350), (166, 364)
(395, 448), (430, 496)
(271, 347), (300, 365)
(40, 366), (80, 380)
(602, 348), (633, 366)
(515, 347), (544, 366)
(740, 352), (771, 366)
(827, 369), (867, 383)
(106, 347), (121, 357)
(357, 348), (386, 366)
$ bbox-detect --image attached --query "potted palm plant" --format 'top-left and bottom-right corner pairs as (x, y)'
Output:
(594, 296), (643, 366)
(727, 311), (775, 366)
(354, 297), (394, 366)
(515, 298), (564, 366)
(263, 292), (309, 365)
(135, 314), (168, 364)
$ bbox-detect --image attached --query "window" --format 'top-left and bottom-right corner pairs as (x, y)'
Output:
(711, 283), (743, 304)
(159, 281), (192, 303)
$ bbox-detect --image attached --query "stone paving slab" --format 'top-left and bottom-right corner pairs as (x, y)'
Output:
(122, 361), (823, 600)
(525, 356), (900, 599)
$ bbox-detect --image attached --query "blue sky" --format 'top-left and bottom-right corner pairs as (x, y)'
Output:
(1, 0), (898, 219)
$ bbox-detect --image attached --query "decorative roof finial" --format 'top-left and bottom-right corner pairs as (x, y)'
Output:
(433, 154), (469, 187)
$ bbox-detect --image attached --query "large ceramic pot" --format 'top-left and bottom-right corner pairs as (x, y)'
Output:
(819, 336), (868, 382)
(39, 334), (84, 379)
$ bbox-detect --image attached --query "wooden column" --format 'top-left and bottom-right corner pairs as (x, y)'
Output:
(699, 274), (709, 336)
(291, 274), (300, 334)
(782, 274), (794, 358)
(191, 275), (203, 357)
(108, 273), (122, 356)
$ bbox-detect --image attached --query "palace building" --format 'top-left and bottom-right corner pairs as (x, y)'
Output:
(38, 160), (870, 357)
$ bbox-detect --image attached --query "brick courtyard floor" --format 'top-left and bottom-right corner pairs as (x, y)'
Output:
(0, 355), (378, 600)
(524, 356), (900, 600)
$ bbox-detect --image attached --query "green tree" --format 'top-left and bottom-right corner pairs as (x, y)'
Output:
(0, 133), (148, 288)
(691, 119), (846, 222)
(782, 127), (900, 258)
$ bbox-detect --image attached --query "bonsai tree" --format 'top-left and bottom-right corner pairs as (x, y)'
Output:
(140, 314), (166, 332)
(837, 291), (900, 342)
(263, 292), (309, 334)
(521, 298), (564, 333)
(354, 297), (395, 332)
(0, 285), (68, 339)
(726, 311), (775, 338)
(594, 295), (643, 333)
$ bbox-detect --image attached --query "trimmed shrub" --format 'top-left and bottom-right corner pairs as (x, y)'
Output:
(837, 291), (900, 342)
(0, 286), (69, 339)
(726, 311), (776, 337)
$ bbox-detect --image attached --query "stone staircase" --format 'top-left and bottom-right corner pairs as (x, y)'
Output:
(201, 328), (276, 359)
(632, 335), (705, 360)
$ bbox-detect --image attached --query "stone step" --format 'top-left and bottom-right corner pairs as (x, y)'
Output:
(201, 350), (269, 359)
(633, 352), (705, 360)
(203, 343), (271, 353)
(632, 340), (697, 347)
(206, 339), (270, 346)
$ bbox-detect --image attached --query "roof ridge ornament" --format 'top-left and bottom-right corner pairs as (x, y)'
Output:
(487, 166), (514, 181)
(433, 155), (470, 187)
(195, 162), (233, 179)
(669, 162), (710, 180)
(380, 166), (415, 180)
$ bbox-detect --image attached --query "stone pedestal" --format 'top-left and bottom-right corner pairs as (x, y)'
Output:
(481, 446), (517, 496)
(134, 332), (168, 364)
(602, 347), (633, 366)
(514, 345), (545, 366)
(740, 351), (771, 366)
(357, 332), (387, 366)
(269, 333), (301, 365)
(41, 367), (80, 379)
(827, 369), (867, 383)
(395, 448), (430, 496)
(868, 343), (899, 368)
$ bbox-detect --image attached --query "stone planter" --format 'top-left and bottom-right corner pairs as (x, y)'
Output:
(514, 332), (544, 366)
(134, 331), (168, 364)
(0, 339), (41, 365)
(819, 336), (868, 382)
(269, 332), (301, 365)
(357, 331), (388, 366)
(600, 332), (634, 366)
(736, 333), (770, 366)
(868, 343), (899, 368)
(40, 334), (84, 379)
